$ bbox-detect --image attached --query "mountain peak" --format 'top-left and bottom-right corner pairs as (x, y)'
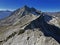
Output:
(24, 5), (29, 8)
(22, 5), (30, 10)
(22, 5), (37, 12)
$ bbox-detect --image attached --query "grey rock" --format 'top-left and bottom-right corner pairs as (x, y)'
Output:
(0, 6), (60, 45)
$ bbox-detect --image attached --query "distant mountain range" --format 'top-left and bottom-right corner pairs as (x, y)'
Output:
(0, 6), (60, 45)
(0, 10), (12, 19)
(44, 12), (60, 18)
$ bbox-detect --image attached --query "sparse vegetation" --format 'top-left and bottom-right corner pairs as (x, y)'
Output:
(5, 32), (17, 41)
(18, 29), (25, 35)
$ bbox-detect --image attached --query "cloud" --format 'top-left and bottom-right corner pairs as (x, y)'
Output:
(0, 9), (15, 11)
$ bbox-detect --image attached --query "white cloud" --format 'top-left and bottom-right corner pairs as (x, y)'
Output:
(0, 9), (15, 11)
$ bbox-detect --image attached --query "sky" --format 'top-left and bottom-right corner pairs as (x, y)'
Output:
(0, 0), (60, 12)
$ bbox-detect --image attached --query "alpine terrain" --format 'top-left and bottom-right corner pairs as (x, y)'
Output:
(0, 6), (60, 45)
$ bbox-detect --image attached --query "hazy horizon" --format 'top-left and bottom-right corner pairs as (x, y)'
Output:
(0, 0), (60, 12)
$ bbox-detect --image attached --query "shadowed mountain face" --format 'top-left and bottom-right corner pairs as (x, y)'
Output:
(25, 14), (60, 43)
(0, 6), (60, 45)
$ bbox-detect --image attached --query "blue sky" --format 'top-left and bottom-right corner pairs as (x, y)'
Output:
(0, 0), (60, 12)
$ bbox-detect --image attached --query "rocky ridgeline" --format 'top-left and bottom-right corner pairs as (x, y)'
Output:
(0, 6), (60, 45)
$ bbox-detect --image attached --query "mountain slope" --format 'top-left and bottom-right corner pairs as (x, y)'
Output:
(0, 6), (41, 26)
(0, 6), (60, 45)
(25, 14), (60, 43)
(0, 14), (60, 45)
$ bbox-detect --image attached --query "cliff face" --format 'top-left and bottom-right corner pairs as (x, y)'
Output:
(0, 6), (60, 45)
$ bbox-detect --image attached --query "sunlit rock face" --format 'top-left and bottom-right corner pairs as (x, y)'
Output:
(0, 6), (60, 45)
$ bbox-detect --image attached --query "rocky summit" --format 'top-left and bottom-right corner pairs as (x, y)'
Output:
(0, 6), (60, 45)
